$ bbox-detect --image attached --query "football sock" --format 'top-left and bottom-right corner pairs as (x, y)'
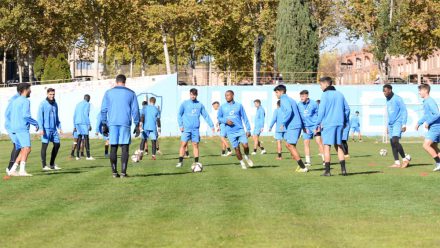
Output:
(340, 160), (346, 169)
(390, 137), (400, 161)
(253, 149), (257, 153)
(395, 160), (401, 165)
(140, 139), (146, 151)
(185, 151), (189, 156)
(121, 145), (129, 175)
(41, 143), (48, 168)
(260, 146), (265, 151)
(434, 156), (440, 163)
(10, 163), (18, 173)
(195, 157), (199, 163)
(278, 153), (282, 158)
(50, 143), (60, 166)
(222, 150), (225, 155)
(76, 135), (83, 157)
(19, 162), (26, 173)
(110, 145), (118, 173)
(9, 147), (20, 171)
(179, 157), (184, 163)
(227, 147), (231, 152)
(104, 145), (109, 155)
(305, 156), (311, 164)
(151, 140), (157, 156)
(84, 135), (91, 157)
(324, 162), (331, 173)
(297, 159), (306, 169)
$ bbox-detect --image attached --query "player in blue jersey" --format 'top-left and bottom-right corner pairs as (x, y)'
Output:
(350, 111), (362, 142)
(6, 83), (39, 177)
(416, 84), (440, 171)
(212, 101), (232, 156)
(139, 97), (161, 160)
(252, 99), (266, 155)
(298, 90), (325, 167)
(273, 85), (308, 173)
(383, 84), (411, 168)
(38, 88), (62, 171)
(315, 77), (350, 176)
(177, 88), (214, 168)
(95, 112), (110, 158)
(269, 100), (283, 160)
(218, 90), (254, 169)
(101, 74), (140, 178)
(5, 89), (21, 176)
(73, 94), (94, 160)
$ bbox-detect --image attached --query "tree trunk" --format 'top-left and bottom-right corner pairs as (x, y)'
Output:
(17, 48), (23, 83)
(69, 46), (76, 78)
(93, 24), (100, 80)
(140, 49), (146, 77)
(417, 55), (422, 84)
(2, 48), (7, 83)
(102, 44), (108, 78)
(28, 46), (34, 83)
(130, 55), (134, 78)
(172, 33), (178, 74)
(161, 27), (171, 75)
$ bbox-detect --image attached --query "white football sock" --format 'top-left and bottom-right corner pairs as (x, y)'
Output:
(244, 155), (249, 160)
(305, 156), (311, 163)
(19, 162), (26, 173)
(395, 160), (401, 165)
(10, 163), (19, 172)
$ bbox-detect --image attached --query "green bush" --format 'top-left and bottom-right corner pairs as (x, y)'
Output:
(41, 54), (71, 84)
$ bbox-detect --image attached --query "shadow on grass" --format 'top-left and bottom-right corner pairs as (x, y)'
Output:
(36, 170), (85, 176)
(350, 155), (373, 158)
(251, 165), (280, 169)
(345, 170), (383, 176)
(132, 172), (192, 177)
(408, 163), (431, 167)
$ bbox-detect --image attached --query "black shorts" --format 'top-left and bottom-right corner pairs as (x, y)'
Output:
(315, 132), (321, 137)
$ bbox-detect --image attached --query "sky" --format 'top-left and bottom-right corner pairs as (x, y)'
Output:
(321, 32), (365, 54)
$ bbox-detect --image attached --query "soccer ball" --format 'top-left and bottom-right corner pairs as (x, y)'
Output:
(191, 162), (203, 173)
(379, 149), (388, 156)
(131, 150), (142, 163)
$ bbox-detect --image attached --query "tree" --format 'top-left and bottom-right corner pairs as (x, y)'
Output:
(41, 54), (71, 83)
(275, 0), (319, 83)
(33, 55), (45, 81)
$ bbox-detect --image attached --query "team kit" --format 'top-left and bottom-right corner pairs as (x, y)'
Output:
(4, 76), (440, 178)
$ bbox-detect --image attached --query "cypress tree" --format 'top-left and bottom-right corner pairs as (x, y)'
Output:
(275, 0), (319, 83)
(41, 54), (71, 84)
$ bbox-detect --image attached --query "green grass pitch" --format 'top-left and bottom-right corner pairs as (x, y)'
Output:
(1, 136), (439, 247)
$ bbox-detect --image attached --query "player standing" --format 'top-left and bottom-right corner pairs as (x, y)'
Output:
(140, 97), (161, 160)
(383, 84), (411, 168)
(218, 90), (254, 169)
(252, 99), (266, 155)
(73, 94), (94, 160)
(5, 89), (21, 176)
(269, 100), (283, 160)
(38, 88), (62, 171)
(7, 83), (39, 176)
(176, 88), (214, 168)
(70, 130), (84, 158)
(350, 111), (362, 142)
(273, 85), (308, 173)
(101, 74), (140, 178)
(297, 90), (325, 167)
(211, 101), (232, 156)
(315, 77), (350, 176)
(95, 112), (110, 158)
(415, 84), (440, 171)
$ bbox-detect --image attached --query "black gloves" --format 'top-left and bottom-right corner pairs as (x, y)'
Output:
(133, 125), (141, 137)
(102, 124), (109, 137)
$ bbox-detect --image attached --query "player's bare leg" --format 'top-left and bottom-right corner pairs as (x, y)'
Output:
(221, 137), (232, 156)
(177, 141), (188, 167)
(285, 142), (307, 172)
(303, 139), (311, 167)
(16, 147), (32, 176)
(71, 138), (78, 158)
(276, 140), (282, 160)
(315, 136), (325, 162)
(192, 142), (200, 165)
(242, 143), (253, 167)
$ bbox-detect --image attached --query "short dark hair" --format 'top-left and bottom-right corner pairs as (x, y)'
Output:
(212, 101), (220, 105)
(418, 83), (431, 93)
(84, 94), (90, 101)
(355, 111), (359, 114)
(116, 74), (126, 83)
(17, 83), (31, 93)
(319, 77), (333, 85)
(274, 85), (286, 93)
(149, 97), (156, 103)
(47, 88), (55, 93)
(300, 90), (309, 95)
(383, 84), (392, 90)
(277, 100), (280, 107)
(226, 90), (234, 95)
(254, 99), (261, 104)
(190, 88), (198, 95)
(142, 101), (148, 106)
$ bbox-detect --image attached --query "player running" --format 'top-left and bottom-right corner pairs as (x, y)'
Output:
(218, 90), (254, 169)
(101, 74), (140, 178)
(251, 99), (266, 155)
(73, 94), (94, 160)
(298, 90), (325, 167)
(350, 111), (362, 142)
(416, 84), (440, 172)
(383, 84), (411, 168)
(6, 83), (39, 176)
(315, 77), (350, 176)
(176, 88), (214, 168)
(95, 112), (110, 158)
(269, 100), (283, 160)
(212, 101), (232, 156)
(140, 97), (161, 160)
(38, 88), (62, 171)
(273, 85), (308, 173)
(5, 88), (21, 176)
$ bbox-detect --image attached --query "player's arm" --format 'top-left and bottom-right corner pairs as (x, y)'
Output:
(217, 107), (227, 124)
(343, 98), (350, 127)
(269, 111), (277, 131)
(85, 102), (91, 125)
(24, 100), (39, 130)
(425, 100), (440, 126)
(55, 103), (62, 132)
(399, 98), (408, 126)
(100, 93), (109, 124)
(177, 103), (185, 130)
(201, 104), (214, 129)
(280, 98), (292, 129)
(37, 102), (44, 131)
(258, 108), (265, 129)
(240, 105), (251, 133)
(315, 95), (327, 130)
(292, 102), (303, 128)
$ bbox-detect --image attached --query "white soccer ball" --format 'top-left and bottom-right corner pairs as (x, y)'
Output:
(191, 162), (203, 173)
(379, 149), (388, 156)
(131, 150), (141, 163)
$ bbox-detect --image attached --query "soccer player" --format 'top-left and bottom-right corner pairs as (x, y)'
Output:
(273, 85), (308, 173)
(38, 88), (62, 171)
(140, 97), (161, 160)
(139, 101), (149, 156)
(341, 121), (350, 158)
(176, 88), (214, 168)
(212, 101), (232, 156)
(269, 100), (283, 160)
(415, 84), (440, 171)
(315, 77), (350, 176)
(73, 94), (94, 160)
(383, 84), (411, 168)
(95, 112), (110, 158)
(101, 74), (140, 178)
(298, 90), (325, 167)
(252, 99), (266, 155)
(70, 130), (84, 158)
(5, 88), (21, 176)
(7, 83), (39, 176)
(350, 111), (362, 142)
(218, 90), (254, 169)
